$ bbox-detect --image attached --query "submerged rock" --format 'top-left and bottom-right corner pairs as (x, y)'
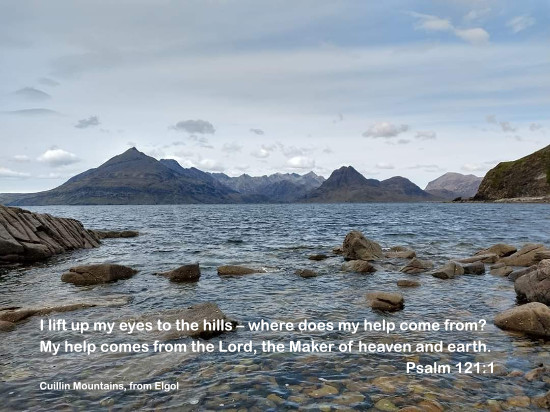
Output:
(490, 263), (513, 277)
(308, 254), (329, 261)
(61, 264), (138, 286)
(342, 230), (383, 261)
(0, 320), (15, 332)
(295, 269), (318, 278)
(367, 291), (404, 312)
(475, 243), (517, 258)
(494, 302), (550, 337)
(157, 264), (200, 282)
(217, 265), (266, 276)
(463, 261), (485, 275)
(501, 244), (549, 267)
(514, 260), (550, 305)
(432, 261), (464, 279)
(0, 205), (100, 264)
(397, 279), (420, 287)
(385, 246), (416, 259)
(341, 260), (376, 273)
(400, 258), (434, 274)
(94, 230), (139, 239)
(531, 390), (550, 409)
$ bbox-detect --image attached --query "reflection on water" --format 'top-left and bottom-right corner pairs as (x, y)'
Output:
(1, 203), (549, 410)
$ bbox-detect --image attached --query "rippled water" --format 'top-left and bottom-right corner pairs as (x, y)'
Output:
(1, 203), (550, 411)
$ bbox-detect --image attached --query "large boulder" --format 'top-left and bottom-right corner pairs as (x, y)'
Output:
(475, 244), (517, 258)
(508, 266), (537, 282)
(217, 265), (266, 276)
(295, 269), (318, 278)
(157, 264), (200, 282)
(61, 264), (138, 286)
(457, 253), (498, 264)
(501, 244), (549, 267)
(342, 231), (383, 261)
(367, 292), (404, 312)
(490, 263), (513, 277)
(341, 260), (376, 274)
(514, 260), (550, 305)
(462, 261), (485, 275)
(385, 246), (416, 259)
(432, 261), (464, 279)
(494, 302), (550, 337)
(400, 258), (434, 274)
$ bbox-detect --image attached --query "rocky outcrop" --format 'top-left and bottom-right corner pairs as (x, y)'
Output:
(157, 264), (200, 282)
(61, 264), (138, 286)
(217, 265), (266, 276)
(94, 230), (139, 239)
(475, 243), (517, 258)
(341, 260), (376, 273)
(0, 205), (100, 264)
(515, 260), (550, 305)
(342, 231), (383, 261)
(457, 253), (498, 264)
(400, 258), (434, 274)
(385, 246), (416, 259)
(490, 263), (513, 277)
(425, 172), (483, 199)
(295, 269), (318, 278)
(432, 261), (464, 279)
(508, 266), (537, 282)
(501, 244), (550, 267)
(494, 302), (550, 337)
(367, 292), (404, 312)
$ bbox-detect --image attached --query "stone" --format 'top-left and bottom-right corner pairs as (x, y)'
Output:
(397, 279), (420, 287)
(494, 302), (550, 337)
(475, 244), (517, 258)
(217, 265), (266, 276)
(367, 291), (404, 312)
(501, 244), (549, 267)
(61, 264), (138, 286)
(432, 261), (464, 279)
(417, 400), (444, 412)
(400, 258), (434, 274)
(505, 396), (530, 408)
(342, 260), (376, 274)
(332, 246), (344, 255)
(531, 391), (550, 409)
(535, 251), (550, 262)
(514, 260), (550, 305)
(94, 230), (139, 239)
(524, 366), (549, 382)
(462, 261), (485, 275)
(457, 253), (498, 264)
(295, 269), (318, 278)
(385, 246), (416, 259)
(0, 320), (16, 332)
(491, 264), (513, 277)
(374, 398), (398, 412)
(308, 385), (339, 398)
(342, 230), (383, 261)
(308, 254), (328, 261)
(508, 266), (537, 282)
(157, 264), (200, 282)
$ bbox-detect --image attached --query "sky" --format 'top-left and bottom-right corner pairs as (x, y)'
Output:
(0, 0), (549, 193)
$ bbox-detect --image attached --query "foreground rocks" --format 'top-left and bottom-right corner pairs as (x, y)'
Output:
(342, 231), (383, 261)
(157, 264), (200, 282)
(432, 261), (464, 279)
(501, 244), (549, 267)
(366, 291), (404, 312)
(494, 302), (550, 337)
(93, 230), (139, 239)
(0, 205), (101, 264)
(397, 279), (420, 287)
(218, 265), (267, 276)
(400, 258), (434, 274)
(61, 264), (138, 286)
(341, 260), (376, 274)
(295, 269), (318, 278)
(385, 246), (416, 259)
(515, 260), (550, 305)
(475, 243), (517, 258)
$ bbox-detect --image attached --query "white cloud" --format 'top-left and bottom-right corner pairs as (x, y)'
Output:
(486, 114), (497, 124)
(529, 123), (543, 131)
(286, 156), (315, 169)
(0, 167), (30, 178)
(454, 28), (489, 45)
(221, 142), (242, 153)
(507, 15), (535, 34)
(500, 121), (516, 132)
(375, 162), (394, 169)
(461, 163), (486, 172)
(415, 130), (437, 140)
(411, 12), (489, 45)
(13, 155), (31, 162)
(249, 128), (264, 135)
(251, 145), (275, 159)
(197, 158), (224, 171)
(464, 8), (491, 22)
(37, 149), (80, 167)
(362, 121), (409, 138)
(75, 115), (100, 129)
(172, 119), (215, 134)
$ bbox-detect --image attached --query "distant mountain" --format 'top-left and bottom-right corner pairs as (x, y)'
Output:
(7, 148), (241, 205)
(302, 166), (438, 202)
(425, 172), (483, 200)
(474, 144), (550, 200)
(211, 171), (325, 202)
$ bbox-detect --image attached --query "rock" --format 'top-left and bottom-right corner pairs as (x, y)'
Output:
(463, 261), (485, 275)
(490, 263), (513, 277)
(374, 398), (398, 412)
(501, 244), (549, 267)
(295, 269), (318, 278)
(385, 246), (416, 259)
(94, 230), (139, 239)
(61, 264), (138, 286)
(505, 396), (530, 408)
(0, 205), (101, 264)
(432, 261), (464, 279)
(475, 244), (517, 258)
(342, 260), (376, 274)
(342, 230), (383, 261)
(157, 264), (200, 282)
(524, 366), (549, 382)
(515, 260), (550, 305)
(535, 251), (550, 262)
(397, 279), (420, 287)
(308, 254), (328, 261)
(508, 266), (537, 282)
(417, 400), (444, 412)
(531, 391), (550, 409)
(332, 246), (344, 255)
(367, 291), (404, 312)
(217, 265), (266, 276)
(307, 384), (339, 398)
(0, 295), (130, 324)
(494, 302), (550, 337)
(0, 320), (16, 332)
(457, 253), (498, 264)
(400, 258), (434, 274)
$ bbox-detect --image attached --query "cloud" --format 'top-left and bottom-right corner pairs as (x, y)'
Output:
(410, 12), (489, 45)
(362, 121), (409, 138)
(251, 144), (275, 158)
(221, 142), (242, 153)
(464, 8), (491, 22)
(37, 149), (80, 167)
(14, 87), (51, 101)
(38, 77), (60, 87)
(75, 115), (100, 129)
(188, 135), (213, 148)
(172, 119), (215, 134)
(454, 28), (489, 45)
(507, 15), (535, 34)
(397, 139), (411, 144)
(500, 121), (516, 132)
(287, 156), (315, 169)
(5, 108), (59, 116)
(485, 114), (497, 124)
(375, 162), (394, 169)
(0, 167), (30, 178)
(12, 155), (31, 163)
(249, 128), (264, 135)
(461, 163), (486, 172)
(415, 130), (437, 140)
(408, 164), (444, 172)
(529, 123), (543, 131)
(197, 158), (224, 172)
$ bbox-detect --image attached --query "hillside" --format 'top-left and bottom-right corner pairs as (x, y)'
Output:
(425, 172), (483, 200)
